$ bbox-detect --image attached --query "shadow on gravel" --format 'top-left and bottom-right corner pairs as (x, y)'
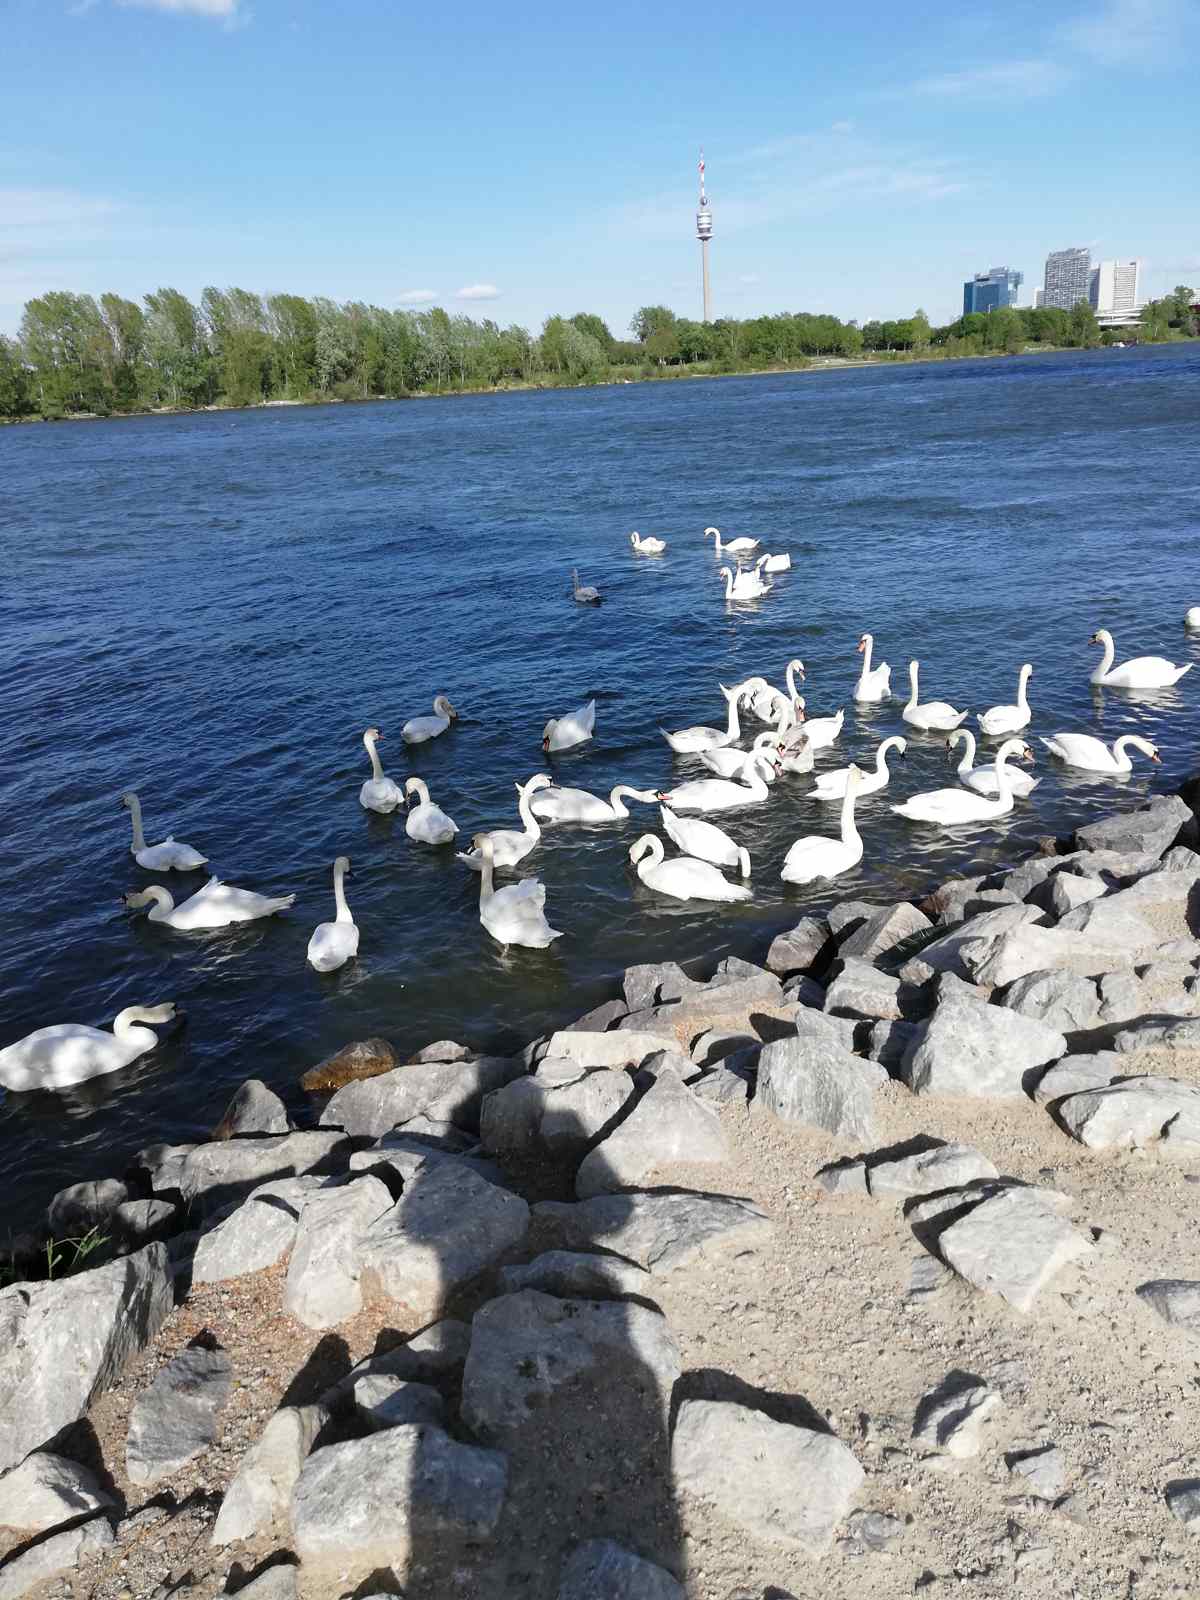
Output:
(278, 1332), (350, 1408)
(670, 1368), (832, 1436)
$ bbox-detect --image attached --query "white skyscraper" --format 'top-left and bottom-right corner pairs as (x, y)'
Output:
(1043, 247), (1091, 310)
(1090, 259), (1143, 313)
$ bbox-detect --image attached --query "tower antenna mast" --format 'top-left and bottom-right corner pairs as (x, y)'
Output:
(696, 149), (713, 323)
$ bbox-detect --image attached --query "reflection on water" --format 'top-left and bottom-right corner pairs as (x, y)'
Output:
(0, 343), (1198, 1225)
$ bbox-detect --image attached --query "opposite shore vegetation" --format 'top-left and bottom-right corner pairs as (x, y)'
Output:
(1, 286), (1197, 422)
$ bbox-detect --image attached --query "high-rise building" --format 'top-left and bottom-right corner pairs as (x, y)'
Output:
(1033, 288), (1044, 308)
(1043, 247), (1092, 310)
(962, 266), (1023, 315)
(696, 150), (713, 324)
(1089, 259), (1142, 313)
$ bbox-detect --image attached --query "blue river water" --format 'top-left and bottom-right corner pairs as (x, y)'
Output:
(2, 344), (1198, 1229)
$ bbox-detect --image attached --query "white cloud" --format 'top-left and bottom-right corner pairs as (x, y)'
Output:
(1057, 0), (1194, 66)
(117, 0), (243, 15)
(395, 288), (438, 305)
(455, 283), (500, 301)
(910, 58), (1071, 98)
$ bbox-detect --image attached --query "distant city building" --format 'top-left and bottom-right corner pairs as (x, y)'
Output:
(1089, 259), (1142, 314)
(962, 266), (1023, 315)
(1043, 247), (1092, 310)
(1033, 287), (1044, 308)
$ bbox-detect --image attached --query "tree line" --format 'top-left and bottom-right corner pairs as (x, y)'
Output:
(0, 282), (1195, 420)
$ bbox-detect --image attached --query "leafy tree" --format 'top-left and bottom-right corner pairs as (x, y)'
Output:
(569, 313), (614, 353)
(1068, 299), (1101, 349)
(645, 326), (681, 365)
(0, 336), (31, 417)
(630, 305), (676, 343)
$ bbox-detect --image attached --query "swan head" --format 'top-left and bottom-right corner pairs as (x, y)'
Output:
(364, 725), (383, 745)
(1089, 630), (1111, 648)
(999, 740), (1035, 765)
(433, 696), (457, 719)
(541, 720), (556, 750)
(404, 777), (430, 806)
(517, 773), (552, 795)
(629, 532), (638, 546)
(120, 791), (138, 809)
(857, 634), (871, 654)
(628, 835), (658, 867)
(703, 526), (719, 539)
(788, 658), (806, 679)
(333, 855), (350, 874)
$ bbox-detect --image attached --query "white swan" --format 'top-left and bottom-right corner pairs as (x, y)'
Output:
(121, 792), (207, 872)
(543, 699), (596, 753)
(699, 731), (782, 780)
(629, 834), (752, 903)
(403, 695), (458, 745)
(125, 878), (296, 930)
(571, 569), (602, 605)
(527, 782), (658, 824)
(660, 805), (750, 877)
(477, 835), (562, 950)
(657, 750), (776, 814)
(978, 664), (1033, 736)
(902, 661), (969, 731)
(776, 728), (814, 774)
(307, 856), (359, 972)
(892, 738), (1032, 825)
(1039, 732), (1161, 774)
(756, 551), (791, 574)
(359, 727), (406, 813)
(813, 736), (906, 801)
(704, 525), (759, 555)
(1186, 606), (1200, 629)
(0, 1003), (176, 1092)
(801, 707), (844, 751)
(950, 729), (1039, 796)
(661, 685), (744, 754)
(629, 531), (666, 554)
(404, 777), (459, 844)
(718, 565), (770, 601)
(1089, 629), (1191, 689)
(746, 662), (804, 722)
(781, 767), (865, 885)
(458, 775), (549, 871)
(854, 633), (891, 703)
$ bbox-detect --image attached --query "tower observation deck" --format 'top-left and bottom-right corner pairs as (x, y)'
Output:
(696, 150), (713, 323)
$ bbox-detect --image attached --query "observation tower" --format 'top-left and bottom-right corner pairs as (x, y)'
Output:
(696, 150), (713, 323)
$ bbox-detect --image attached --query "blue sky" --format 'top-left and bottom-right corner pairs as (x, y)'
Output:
(2, 0), (1197, 336)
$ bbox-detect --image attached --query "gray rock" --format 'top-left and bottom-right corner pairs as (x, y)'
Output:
(352, 1375), (445, 1430)
(112, 1199), (178, 1253)
(179, 1131), (353, 1218)
(497, 1251), (653, 1300)
(562, 998), (629, 1033)
(843, 1509), (904, 1552)
(534, 1191), (772, 1275)
(671, 1399), (864, 1554)
(1007, 1445), (1067, 1498)
(1031, 1054), (1122, 1104)
(0, 1514), (113, 1600)
(1047, 873), (1106, 918)
(816, 1161), (869, 1195)
(913, 1374), (1000, 1457)
(623, 961), (695, 1013)
(868, 1143), (999, 1198)
(386, 1114), (475, 1151)
(133, 1141), (198, 1196)
(221, 1568), (298, 1600)
(211, 1403), (327, 1546)
(331, 1319), (471, 1400)
(824, 960), (903, 1022)
(828, 899), (878, 939)
(321, 1056), (521, 1139)
(410, 1038), (474, 1063)
(690, 1065), (752, 1105)
(906, 1254), (953, 1301)
(1135, 1279), (1200, 1331)
(711, 955), (778, 987)
(192, 1175), (325, 1284)
(300, 1036), (397, 1093)
(868, 1018), (920, 1071)
(938, 1187), (1092, 1311)
(1057, 1075), (1200, 1155)
(780, 1004), (861, 1053)
(461, 1290), (680, 1442)
(1075, 795), (1195, 859)
(576, 1070), (728, 1198)
(0, 1452), (113, 1534)
(926, 874), (987, 922)
(544, 1029), (679, 1070)
(1165, 1479), (1200, 1532)
(1112, 1015), (1200, 1053)
(126, 1344), (233, 1487)
(45, 1178), (129, 1237)
(290, 1424), (508, 1563)
(840, 902), (932, 962)
(480, 1075), (555, 1156)
(782, 973), (826, 1008)
(689, 1027), (757, 1066)
(1055, 897), (1163, 953)
(965, 922), (1149, 988)
(0, 1243), (173, 1474)
(359, 1161), (529, 1320)
(283, 1175), (392, 1330)
(541, 1071), (634, 1156)
(756, 1033), (876, 1140)
(212, 1078), (292, 1139)
(537, 1054), (591, 1083)
(766, 916), (830, 977)
(899, 905), (1042, 984)
(900, 992), (1065, 1098)
(557, 1538), (684, 1599)
(1000, 969), (1101, 1033)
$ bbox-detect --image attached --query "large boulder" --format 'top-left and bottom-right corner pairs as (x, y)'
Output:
(575, 1070), (728, 1198)
(541, 1071), (635, 1157)
(45, 1178), (129, 1237)
(765, 916), (831, 977)
(671, 1399), (863, 1555)
(900, 992), (1065, 1098)
(1031, 1054), (1122, 1105)
(622, 962), (698, 1012)
(823, 960), (904, 1022)
(999, 968), (1101, 1033)
(1056, 1076), (1200, 1156)
(898, 905), (1042, 984)
(1135, 1279), (1200, 1332)
(126, 1344), (233, 1488)
(497, 1251), (652, 1301)
(0, 1451), (114, 1534)
(320, 1056), (521, 1138)
(211, 1402), (328, 1546)
(936, 1187), (1091, 1312)
(0, 1515), (113, 1599)
(557, 1539), (684, 1599)
(756, 1033), (876, 1139)
(867, 1143), (998, 1199)
(544, 1029), (677, 1070)
(1075, 795), (1195, 859)
(912, 1373), (1000, 1458)
(359, 1162), (529, 1320)
(0, 1243), (173, 1474)
(461, 1290), (680, 1443)
(963, 921), (1151, 987)
(178, 1132), (354, 1218)
(211, 1078), (292, 1139)
(290, 1424), (508, 1564)
(192, 1176), (325, 1284)
(300, 1037), (397, 1093)
(533, 1191), (772, 1276)
(839, 902), (931, 963)
(283, 1175), (392, 1330)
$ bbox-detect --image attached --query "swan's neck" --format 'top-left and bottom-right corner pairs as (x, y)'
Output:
(1097, 635), (1115, 677)
(724, 692), (742, 742)
(126, 796), (147, 851)
(745, 758), (770, 797)
(770, 692), (794, 733)
(1113, 736), (1151, 769)
(875, 740), (891, 776)
(144, 887), (176, 921)
(479, 849), (495, 906)
(840, 784), (861, 848)
(408, 778), (430, 806)
(112, 1010), (155, 1047)
(333, 862), (353, 923)
(517, 785), (542, 841)
(722, 569), (734, 598)
(955, 732), (975, 775)
(992, 747), (1016, 799)
(906, 663), (919, 709)
(609, 786), (651, 817)
(1017, 669), (1031, 711)
(786, 661), (803, 700)
(858, 637), (873, 683)
(365, 737), (385, 782)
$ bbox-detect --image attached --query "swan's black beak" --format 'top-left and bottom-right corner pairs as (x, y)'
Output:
(1152, 751), (1162, 763)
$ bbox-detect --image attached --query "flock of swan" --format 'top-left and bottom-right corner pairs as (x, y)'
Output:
(1, 521), (1196, 1093)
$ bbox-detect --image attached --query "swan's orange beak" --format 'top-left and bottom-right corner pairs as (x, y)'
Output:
(856, 639), (866, 653)
(1152, 750), (1162, 762)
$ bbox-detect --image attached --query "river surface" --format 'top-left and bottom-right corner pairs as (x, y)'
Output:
(3, 345), (1199, 1229)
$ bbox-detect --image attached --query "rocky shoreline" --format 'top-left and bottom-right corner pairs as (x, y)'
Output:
(2, 787), (1200, 1598)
